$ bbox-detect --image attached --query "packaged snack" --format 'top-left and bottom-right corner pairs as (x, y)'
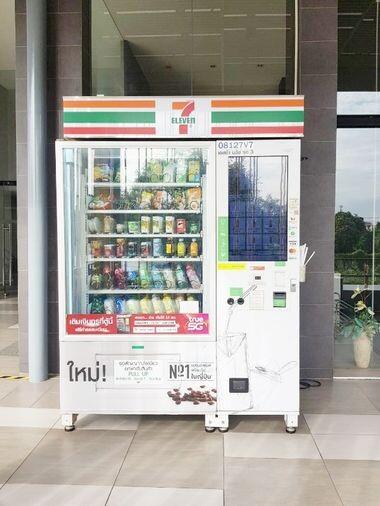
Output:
(140, 216), (151, 234)
(116, 223), (124, 234)
(140, 295), (154, 314)
(186, 187), (202, 211)
(126, 264), (139, 288)
(126, 297), (141, 314)
(153, 238), (163, 257)
(152, 190), (166, 210)
(94, 163), (112, 182)
(104, 297), (116, 314)
(102, 263), (114, 289)
(162, 266), (176, 289)
(128, 221), (140, 234)
(163, 294), (176, 313)
(140, 190), (153, 209)
(90, 240), (102, 258)
(104, 244), (116, 258)
(90, 296), (104, 314)
(165, 216), (175, 234)
(176, 218), (187, 234)
(114, 266), (126, 289)
(148, 160), (163, 182)
(89, 270), (103, 290)
(189, 220), (200, 234)
(175, 265), (188, 289)
(163, 161), (176, 182)
(176, 158), (187, 182)
(152, 294), (165, 313)
(173, 189), (186, 210)
(104, 215), (116, 233)
(188, 159), (201, 183)
(127, 241), (138, 258)
(116, 238), (126, 258)
(185, 264), (201, 289)
(89, 192), (112, 210)
(140, 241), (152, 258)
(88, 216), (102, 234)
(152, 216), (164, 234)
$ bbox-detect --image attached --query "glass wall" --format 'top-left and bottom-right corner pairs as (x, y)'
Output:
(91, 0), (296, 96)
(335, 1), (380, 374)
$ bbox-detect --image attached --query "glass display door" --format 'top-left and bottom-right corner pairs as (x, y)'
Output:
(60, 142), (215, 337)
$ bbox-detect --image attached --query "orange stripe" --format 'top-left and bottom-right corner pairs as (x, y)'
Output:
(63, 99), (156, 109)
(211, 99), (304, 108)
(172, 101), (190, 110)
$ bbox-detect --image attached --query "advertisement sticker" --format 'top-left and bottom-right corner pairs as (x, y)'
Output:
(129, 313), (209, 335)
(114, 359), (163, 385)
(66, 314), (117, 334)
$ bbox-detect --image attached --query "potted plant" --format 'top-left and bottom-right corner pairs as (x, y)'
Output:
(342, 287), (380, 368)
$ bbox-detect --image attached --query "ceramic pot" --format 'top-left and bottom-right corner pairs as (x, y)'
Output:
(353, 334), (372, 368)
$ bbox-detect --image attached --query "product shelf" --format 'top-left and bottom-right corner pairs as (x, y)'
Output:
(87, 209), (201, 214)
(87, 288), (203, 294)
(86, 233), (202, 238)
(88, 182), (201, 188)
(87, 256), (202, 262)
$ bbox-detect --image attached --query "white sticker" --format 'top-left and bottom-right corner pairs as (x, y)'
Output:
(168, 362), (214, 381)
(114, 359), (163, 385)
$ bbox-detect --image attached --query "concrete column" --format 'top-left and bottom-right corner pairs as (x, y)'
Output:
(26, 0), (48, 382)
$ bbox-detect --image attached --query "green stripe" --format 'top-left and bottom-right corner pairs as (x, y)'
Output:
(64, 111), (155, 124)
(132, 345), (144, 350)
(218, 216), (229, 261)
(211, 110), (304, 124)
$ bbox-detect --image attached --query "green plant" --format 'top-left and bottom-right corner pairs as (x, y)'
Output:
(341, 287), (380, 340)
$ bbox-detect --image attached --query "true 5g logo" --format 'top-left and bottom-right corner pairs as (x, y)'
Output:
(186, 315), (207, 332)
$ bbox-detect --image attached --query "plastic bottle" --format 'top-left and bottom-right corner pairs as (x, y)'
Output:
(151, 265), (165, 289)
(152, 294), (165, 313)
(177, 238), (186, 258)
(190, 238), (198, 258)
(185, 264), (201, 289)
(140, 295), (154, 314)
(175, 265), (188, 289)
(139, 264), (151, 289)
(163, 294), (176, 313)
(165, 238), (174, 257)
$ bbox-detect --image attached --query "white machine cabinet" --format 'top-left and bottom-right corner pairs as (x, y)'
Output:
(57, 96), (303, 432)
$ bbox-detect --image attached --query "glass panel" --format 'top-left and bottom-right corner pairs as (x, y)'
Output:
(64, 146), (208, 332)
(228, 156), (288, 262)
(91, 0), (295, 96)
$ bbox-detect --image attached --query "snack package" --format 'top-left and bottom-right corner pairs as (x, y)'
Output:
(176, 159), (187, 182)
(186, 187), (202, 211)
(148, 160), (163, 182)
(152, 190), (167, 210)
(173, 189), (186, 210)
(188, 159), (201, 183)
(140, 216), (151, 234)
(94, 164), (113, 182)
(140, 190), (153, 210)
(88, 216), (102, 234)
(163, 161), (176, 182)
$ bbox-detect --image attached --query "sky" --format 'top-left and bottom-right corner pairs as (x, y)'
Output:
(336, 92), (380, 221)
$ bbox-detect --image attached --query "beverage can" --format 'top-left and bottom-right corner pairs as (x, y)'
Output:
(153, 238), (163, 257)
(176, 218), (187, 234)
(152, 215), (164, 234)
(104, 244), (116, 258)
(140, 241), (152, 258)
(141, 216), (151, 234)
(104, 215), (116, 233)
(116, 238), (126, 258)
(165, 216), (175, 234)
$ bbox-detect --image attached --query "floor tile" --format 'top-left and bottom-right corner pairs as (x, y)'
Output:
(9, 429), (134, 486)
(326, 460), (380, 506)
(230, 414), (309, 433)
(225, 458), (341, 506)
(108, 487), (223, 506)
(116, 427), (223, 489)
(305, 414), (380, 435)
(224, 433), (320, 459)
(137, 414), (206, 434)
(0, 427), (47, 483)
(0, 407), (59, 428)
(0, 380), (55, 407)
(0, 356), (19, 375)
(0, 379), (19, 400)
(32, 392), (60, 409)
(53, 413), (141, 431)
(300, 379), (379, 414)
(0, 484), (111, 506)
(315, 434), (380, 460)
(355, 380), (380, 411)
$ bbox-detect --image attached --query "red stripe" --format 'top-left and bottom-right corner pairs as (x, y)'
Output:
(64, 126), (156, 135)
(181, 101), (195, 117)
(211, 126), (304, 135)
(179, 124), (188, 134)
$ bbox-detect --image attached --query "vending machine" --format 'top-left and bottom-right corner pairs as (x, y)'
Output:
(57, 96), (303, 433)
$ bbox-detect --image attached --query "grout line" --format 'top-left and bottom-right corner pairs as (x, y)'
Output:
(223, 431), (226, 506)
(104, 427), (138, 505)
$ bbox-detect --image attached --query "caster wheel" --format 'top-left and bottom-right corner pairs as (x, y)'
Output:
(218, 427), (229, 433)
(64, 425), (76, 432)
(286, 427), (296, 434)
(205, 426), (216, 433)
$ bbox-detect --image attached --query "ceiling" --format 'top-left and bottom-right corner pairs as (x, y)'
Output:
(93, 0), (294, 95)
(0, 0), (15, 90)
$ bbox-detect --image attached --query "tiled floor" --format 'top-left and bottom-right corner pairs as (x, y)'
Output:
(1, 379), (380, 504)
(0, 296), (19, 375)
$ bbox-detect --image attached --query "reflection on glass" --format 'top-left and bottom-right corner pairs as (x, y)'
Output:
(228, 156), (288, 261)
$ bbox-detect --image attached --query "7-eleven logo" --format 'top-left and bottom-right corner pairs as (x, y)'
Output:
(171, 100), (195, 134)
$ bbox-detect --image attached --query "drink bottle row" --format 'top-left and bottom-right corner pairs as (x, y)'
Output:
(89, 293), (200, 315)
(89, 237), (200, 259)
(88, 262), (202, 290)
(87, 215), (201, 235)
(93, 157), (202, 184)
(88, 187), (201, 211)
